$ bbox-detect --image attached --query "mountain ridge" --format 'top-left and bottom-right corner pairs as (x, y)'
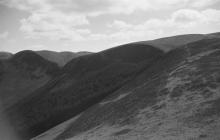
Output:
(0, 50), (92, 67)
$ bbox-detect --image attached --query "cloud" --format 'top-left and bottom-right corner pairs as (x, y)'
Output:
(1, 0), (91, 41)
(20, 10), (89, 41)
(172, 9), (220, 28)
(0, 0), (220, 52)
(0, 0), (50, 11)
(43, 8), (220, 49)
(0, 31), (9, 39)
(109, 8), (220, 32)
(30, 44), (46, 50)
(2, 0), (219, 15)
(104, 8), (220, 46)
(172, 9), (203, 23)
(190, 0), (220, 8)
(108, 20), (132, 30)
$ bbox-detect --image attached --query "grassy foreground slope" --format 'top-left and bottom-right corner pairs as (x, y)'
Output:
(34, 38), (220, 140)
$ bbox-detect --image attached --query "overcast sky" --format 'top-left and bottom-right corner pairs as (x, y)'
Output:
(0, 0), (220, 53)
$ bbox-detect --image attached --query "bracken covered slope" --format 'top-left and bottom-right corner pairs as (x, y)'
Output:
(33, 38), (220, 140)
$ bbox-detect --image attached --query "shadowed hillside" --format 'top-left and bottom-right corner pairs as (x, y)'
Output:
(6, 44), (163, 139)
(0, 50), (60, 110)
(11, 50), (60, 76)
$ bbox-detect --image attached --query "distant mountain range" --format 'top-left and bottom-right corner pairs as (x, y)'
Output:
(0, 51), (91, 66)
(0, 52), (13, 59)
(36, 51), (91, 66)
(0, 32), (220, 140)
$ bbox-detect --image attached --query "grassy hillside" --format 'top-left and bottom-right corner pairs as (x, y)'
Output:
(6, 44), (163, 139)
(51, 38), (220, 140)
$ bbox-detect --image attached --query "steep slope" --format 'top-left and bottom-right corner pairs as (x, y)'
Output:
(6, 44), (164, 139)
(0, 50), (60, 110)
(32, 38), (220, 140)
(0, 52), (12, 59)
(36, 51), (91, 66)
